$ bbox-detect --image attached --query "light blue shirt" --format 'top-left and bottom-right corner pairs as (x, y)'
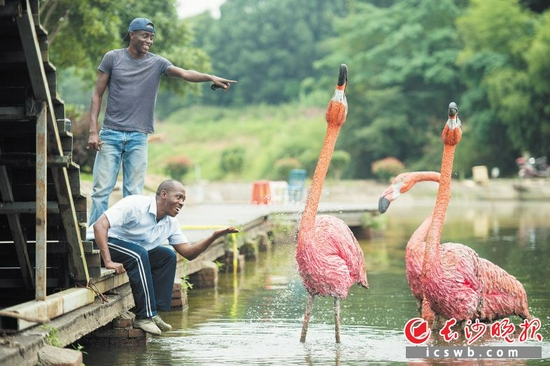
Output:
(105, 195), (188, 251)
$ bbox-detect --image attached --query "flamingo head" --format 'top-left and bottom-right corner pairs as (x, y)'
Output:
(325, 64), (348, 129)
(378, 171), (441, 213)
(378, 172), (413, 213)
(442, 102), (462, 146)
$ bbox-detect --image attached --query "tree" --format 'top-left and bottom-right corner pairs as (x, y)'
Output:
(41, 0), (210, 95)
(520, 0), (550, 13)
(192, 0), (349, 106)
(456, 0), (550, 174)
(507, 10), (550, 158)
(320, 0), (467, 178)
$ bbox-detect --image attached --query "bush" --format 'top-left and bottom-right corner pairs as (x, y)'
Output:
(371, 157), (405, 182)
(329, 150), (351, 180)
(165, 155), (194, 181)
(273, 157), (301, 181)
(297, 149), (319, 179)
(220, 147), (245, 174)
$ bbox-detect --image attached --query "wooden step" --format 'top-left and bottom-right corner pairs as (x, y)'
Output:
(67, 161), (82, 196)
(82, 240), (103, 278)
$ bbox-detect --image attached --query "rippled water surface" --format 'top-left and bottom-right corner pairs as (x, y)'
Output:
(83, 200), (550, 365)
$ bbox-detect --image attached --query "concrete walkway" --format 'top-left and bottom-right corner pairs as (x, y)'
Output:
(177, 201), (376, 242)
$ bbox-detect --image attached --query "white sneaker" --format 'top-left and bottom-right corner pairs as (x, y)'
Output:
(153, 315), (172, 332)
(134, 318), (162, 335)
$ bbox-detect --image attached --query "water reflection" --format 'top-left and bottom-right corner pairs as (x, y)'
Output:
(82, 201), (550, 365)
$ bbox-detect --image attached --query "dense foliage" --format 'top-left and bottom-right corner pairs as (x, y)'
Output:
(191, 0), (348, 106)
(49, 0), (550, 180)
(325, 0), (466, 177)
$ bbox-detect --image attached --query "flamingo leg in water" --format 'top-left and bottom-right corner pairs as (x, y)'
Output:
(334, 297), (341, 343)
(300, 293), (315, 343)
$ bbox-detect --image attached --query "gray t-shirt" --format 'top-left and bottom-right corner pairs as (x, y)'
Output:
(98, 49), (173, 134)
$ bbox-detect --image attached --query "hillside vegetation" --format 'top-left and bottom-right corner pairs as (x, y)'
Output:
(148, 104), (333, 183)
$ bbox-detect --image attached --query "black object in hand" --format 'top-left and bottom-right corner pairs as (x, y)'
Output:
(210, 82), (230, 91)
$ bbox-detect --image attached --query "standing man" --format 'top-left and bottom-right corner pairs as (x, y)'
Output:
(87, 17), (236, 233)
(93, 179), (239, 334)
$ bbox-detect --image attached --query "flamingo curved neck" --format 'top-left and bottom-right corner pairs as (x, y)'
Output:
(410, 171), (441, 184)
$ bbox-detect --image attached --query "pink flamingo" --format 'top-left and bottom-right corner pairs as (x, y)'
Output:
(379, 103), (531, 325)
(378, 171), (440, 309)
(296, 64), (369, 343)
(414, 103), (482, 323)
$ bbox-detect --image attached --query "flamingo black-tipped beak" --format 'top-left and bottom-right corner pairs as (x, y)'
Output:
(338, 64), (348, 88)
(448, 102), (458, 117)
(378, 196), (391, 214)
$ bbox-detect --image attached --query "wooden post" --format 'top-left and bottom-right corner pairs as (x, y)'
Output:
(36, 103), (47, 300)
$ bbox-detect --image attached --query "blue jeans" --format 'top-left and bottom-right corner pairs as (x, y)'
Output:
(89, 128), (148, 226)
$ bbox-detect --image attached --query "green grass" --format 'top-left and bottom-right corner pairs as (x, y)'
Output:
(148, 103), (327, 182)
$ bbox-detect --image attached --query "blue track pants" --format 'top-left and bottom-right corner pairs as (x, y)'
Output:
(107, 237), (177, 319)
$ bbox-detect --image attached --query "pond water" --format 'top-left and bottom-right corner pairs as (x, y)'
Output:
(83, 200), (550, 365)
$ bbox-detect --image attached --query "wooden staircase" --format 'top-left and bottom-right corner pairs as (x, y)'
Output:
(0, 0), (101, 308)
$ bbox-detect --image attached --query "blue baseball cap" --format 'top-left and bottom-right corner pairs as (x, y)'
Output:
(123, 18), (155, 41)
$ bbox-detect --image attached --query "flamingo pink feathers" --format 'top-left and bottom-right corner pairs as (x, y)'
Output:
(296, 64), (368, 343)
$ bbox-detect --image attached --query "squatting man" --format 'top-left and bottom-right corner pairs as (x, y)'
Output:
(93, 179), (239, 335)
